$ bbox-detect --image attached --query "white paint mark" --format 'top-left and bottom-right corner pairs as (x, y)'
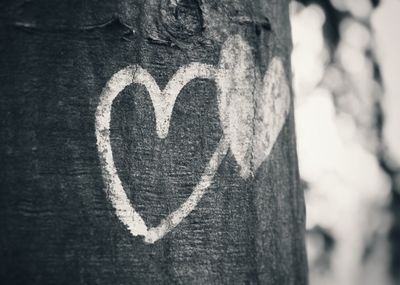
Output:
(95, 68), (148, 238)
(95, 62), (228, 243)
(216, 35), (260, 178)
(253, 57), (291, 172)
(95, 34), (290, 243)
(216, 36), (291, 178)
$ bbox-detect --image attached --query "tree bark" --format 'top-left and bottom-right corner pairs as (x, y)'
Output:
(0, 0), (307, 284)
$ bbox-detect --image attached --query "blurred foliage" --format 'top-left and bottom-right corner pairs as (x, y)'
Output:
(290, 0), (400, 284)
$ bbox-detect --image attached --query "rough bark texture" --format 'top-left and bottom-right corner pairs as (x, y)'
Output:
(0, 0), (307, 284)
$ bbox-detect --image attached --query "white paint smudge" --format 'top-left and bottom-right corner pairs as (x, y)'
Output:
(216, 35), (259, 179)
(95, 35), (291, 243)
(217, 36), (291, 178)
(253, 57), (291, 172)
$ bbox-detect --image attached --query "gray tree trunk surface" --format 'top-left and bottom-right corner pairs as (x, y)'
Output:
(0, 0), (307, 284)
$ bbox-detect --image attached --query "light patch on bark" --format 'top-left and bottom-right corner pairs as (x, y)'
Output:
(217, 35), (291, 178)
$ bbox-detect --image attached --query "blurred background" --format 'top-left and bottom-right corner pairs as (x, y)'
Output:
(290, 0), (400, 284)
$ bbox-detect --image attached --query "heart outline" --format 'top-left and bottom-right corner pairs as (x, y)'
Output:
(95, 63), (230, 243)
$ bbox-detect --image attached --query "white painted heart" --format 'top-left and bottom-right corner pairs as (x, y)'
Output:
(95, 35), (290, 243)
(216, 35), (291, 179)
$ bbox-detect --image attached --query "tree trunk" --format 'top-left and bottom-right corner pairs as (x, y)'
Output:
(0, 0), (307, 284)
